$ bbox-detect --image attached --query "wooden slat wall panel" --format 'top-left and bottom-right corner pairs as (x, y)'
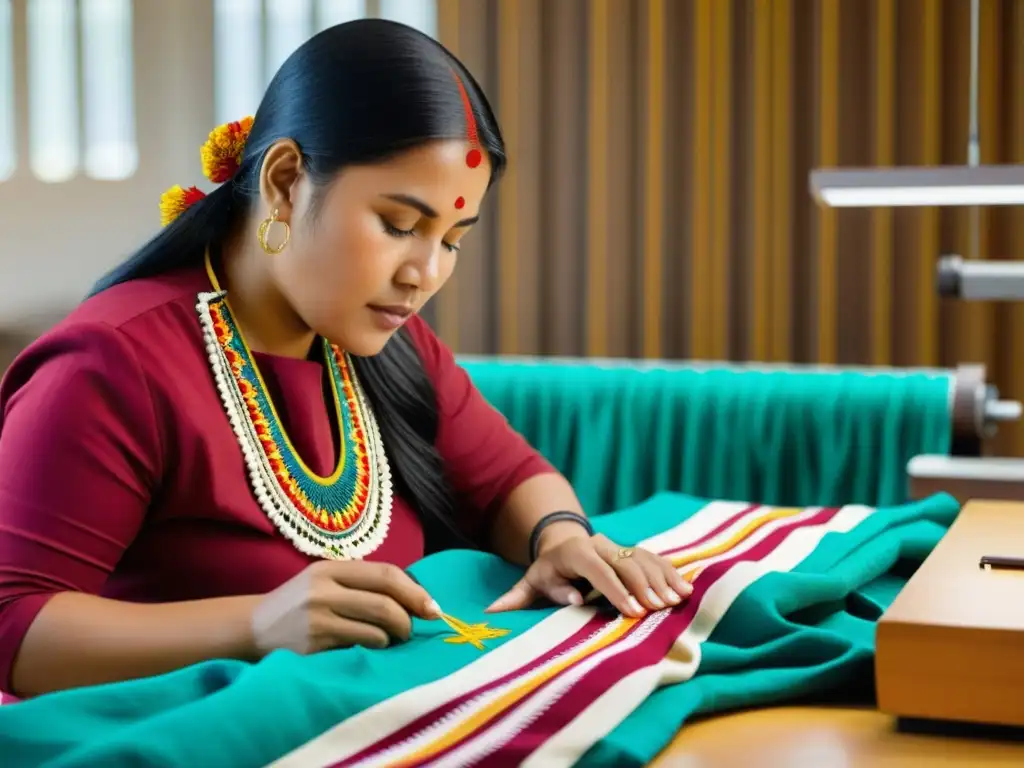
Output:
(917, 0), (941, 367)
(538, 0), (586, 357)
(833, 5), (872, 365)
(585, 0), (610, 357)
(870, 0), (895, 366)
(665, 1), (696, 359)
(940, 0), (970, 369)
(605, 0), (637, 358)
(770, 0), (793, 362)
(516, 0), (543, 356)
(750, 0), (772, 362)
(689, 0), (713, 359)
(495, 0), (522, 354)
(431, 0), (1024, 453)
(815, 0), (839, 364)
(641, 0), (665, 359)
(710, 0), (733, 359)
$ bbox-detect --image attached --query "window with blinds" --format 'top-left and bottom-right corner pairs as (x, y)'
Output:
(0, 0), (437, 185)
(213, 0), (438, 124)
(6, 0), (137, 183)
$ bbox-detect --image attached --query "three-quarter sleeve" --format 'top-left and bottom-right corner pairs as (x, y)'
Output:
(0, 322), (162, 691)
(404, 318), (555, 518)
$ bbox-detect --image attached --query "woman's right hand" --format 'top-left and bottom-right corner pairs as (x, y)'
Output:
(250, 560), (442, 656)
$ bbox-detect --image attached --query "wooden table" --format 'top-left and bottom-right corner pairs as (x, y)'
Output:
(652, 706), (1024, 766)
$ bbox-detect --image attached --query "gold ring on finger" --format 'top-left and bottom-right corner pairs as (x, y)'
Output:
(613, 547), (635, 562)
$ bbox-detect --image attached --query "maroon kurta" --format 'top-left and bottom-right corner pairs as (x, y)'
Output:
(0, 266), (553, 691)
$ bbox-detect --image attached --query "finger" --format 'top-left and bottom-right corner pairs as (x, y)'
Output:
(308, 612), (390, 653)
(575, 548), (645, 618)
(584, 539), (650, 615)
(609, 555), (664, 611)
(659, 557), (694, 600)
(334, 589), (413, 642)
(634, 554), (683, 608)
(525, 567), (585, 607)
(545, 584), (585, 607)
(485, 579), (538, 613)
(321, 562), (441, 620)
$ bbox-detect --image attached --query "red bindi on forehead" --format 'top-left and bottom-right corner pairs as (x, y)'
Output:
(451, 69), (483, 208)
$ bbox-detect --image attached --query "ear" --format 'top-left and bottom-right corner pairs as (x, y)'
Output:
(258, 139), (305, 221)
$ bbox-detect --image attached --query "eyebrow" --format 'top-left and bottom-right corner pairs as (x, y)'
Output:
(381, 193), (479, 228)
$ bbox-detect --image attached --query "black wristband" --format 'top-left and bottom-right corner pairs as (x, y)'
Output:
(528, 511), (594, 563)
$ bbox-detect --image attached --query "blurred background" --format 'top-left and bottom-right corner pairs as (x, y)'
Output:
(0, 0), (1022, 450)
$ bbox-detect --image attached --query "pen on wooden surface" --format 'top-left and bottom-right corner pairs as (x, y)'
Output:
(978, 555), (1024, 571)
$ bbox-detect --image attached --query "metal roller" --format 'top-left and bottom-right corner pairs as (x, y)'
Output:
(949, 365), (1022, 456)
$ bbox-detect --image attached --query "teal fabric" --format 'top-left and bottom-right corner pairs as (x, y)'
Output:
(461, 358), (953, 514)
(0, 492), (960, 768)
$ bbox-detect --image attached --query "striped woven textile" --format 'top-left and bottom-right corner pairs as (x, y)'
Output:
(0, 492), (959, 767)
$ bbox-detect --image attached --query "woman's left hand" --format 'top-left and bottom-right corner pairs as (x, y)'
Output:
(485, 533), (693, 617)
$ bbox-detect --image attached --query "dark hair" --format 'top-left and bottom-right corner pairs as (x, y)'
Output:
(89, 20), (506, 553)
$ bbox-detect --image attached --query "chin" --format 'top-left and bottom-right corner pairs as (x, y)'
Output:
(327, 329), (396, 358)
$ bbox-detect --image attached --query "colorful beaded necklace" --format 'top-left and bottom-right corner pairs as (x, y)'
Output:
(196, 253), (393, 560)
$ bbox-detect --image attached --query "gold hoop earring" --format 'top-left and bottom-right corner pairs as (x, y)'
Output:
(257, 208), (291, 255)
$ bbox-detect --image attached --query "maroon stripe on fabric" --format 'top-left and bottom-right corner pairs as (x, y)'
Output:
(392, 506), (839, 768)
(329, 504), (761, 766)
(329, 612), (617, 767)
(468, 506), (843, 768)
(656, 504), (763, 558)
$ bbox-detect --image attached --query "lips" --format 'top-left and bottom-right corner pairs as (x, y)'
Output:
(367, 304), (416, 331)
(367, 304), (414, 318)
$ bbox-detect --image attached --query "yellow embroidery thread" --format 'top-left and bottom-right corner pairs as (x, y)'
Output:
(440, 613), (511, 651)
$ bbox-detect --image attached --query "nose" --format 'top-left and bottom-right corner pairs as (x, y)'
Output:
(395, 241), (442, 293)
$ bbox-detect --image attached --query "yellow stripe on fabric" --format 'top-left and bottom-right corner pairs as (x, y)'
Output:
(518, 504), (873, 767)
(394, 505), (805, 765)
(266, 503), (855, 767)
(669, 506), (804, 572)
(392, 619), (637, 767)
(582, 505), (804, 604)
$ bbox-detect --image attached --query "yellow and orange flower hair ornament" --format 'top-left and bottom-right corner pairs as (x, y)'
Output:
(158, 116), (254, 227)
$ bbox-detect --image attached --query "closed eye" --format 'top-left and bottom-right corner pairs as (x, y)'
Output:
(381, 219), (461, 253)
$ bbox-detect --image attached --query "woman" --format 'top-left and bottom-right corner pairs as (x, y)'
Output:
(0, 19), (691, 699)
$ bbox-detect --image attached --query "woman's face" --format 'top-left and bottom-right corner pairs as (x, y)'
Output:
(269, 139), (491, 357)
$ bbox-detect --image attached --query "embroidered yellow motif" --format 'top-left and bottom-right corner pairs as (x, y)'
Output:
(439, 613), (511, 651)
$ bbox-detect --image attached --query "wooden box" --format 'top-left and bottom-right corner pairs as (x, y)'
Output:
(876, 500), (1024, 727)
